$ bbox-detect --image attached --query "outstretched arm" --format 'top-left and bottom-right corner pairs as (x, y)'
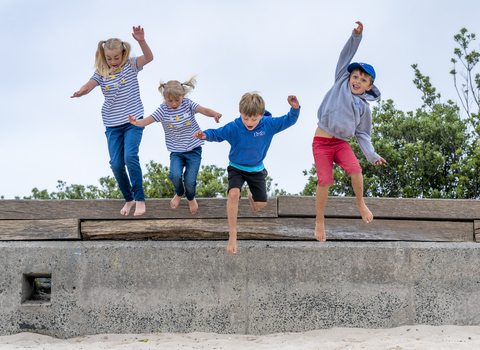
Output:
(129, 115), (155, 127)
(334, 21), (363, 80)
(373, 157), (386, 166)
(192, 130), (206, 140)
(71, 79), (98, 98)
(196, 106), (222, 123)
(132, 26), (153, 68)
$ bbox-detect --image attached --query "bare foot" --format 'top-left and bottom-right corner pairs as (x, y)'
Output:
(315, 216), (326, 242)
(134, 201), (146, 216)
(170, 194), (181, 209)
(247, 189), (259, 212)
(120, 201), (135, 216)
(188, 198), (198, 215)
(358, 201), (373, 223)
(227, 233), (237, 254)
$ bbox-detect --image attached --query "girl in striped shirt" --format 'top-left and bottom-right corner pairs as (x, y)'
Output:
(129, 77), (221, 214)
(71, 26), (153, 217)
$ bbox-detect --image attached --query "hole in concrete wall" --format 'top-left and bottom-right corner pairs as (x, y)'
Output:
(21, 273), (51, 305)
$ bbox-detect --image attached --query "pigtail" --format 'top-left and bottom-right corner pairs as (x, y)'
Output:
(94, 40), (110, 78)
(158, 80), (167, 95)
(182, 76), (197, 93)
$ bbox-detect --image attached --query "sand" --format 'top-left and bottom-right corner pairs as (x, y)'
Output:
(0, 325), (479, 349)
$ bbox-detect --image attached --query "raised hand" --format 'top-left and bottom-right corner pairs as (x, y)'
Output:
(287, 95), (300, 109)
(354, 21), (363, 35)
(132, 25), (145, 42)
(193, 130), (206, 140)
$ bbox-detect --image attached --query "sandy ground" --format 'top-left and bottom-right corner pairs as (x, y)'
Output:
(0, 326), (480, 350)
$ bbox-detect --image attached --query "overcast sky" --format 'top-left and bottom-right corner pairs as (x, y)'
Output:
(1, 0), (479, 199)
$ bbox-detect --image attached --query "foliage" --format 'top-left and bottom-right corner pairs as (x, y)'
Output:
(301, 28), (480, 199)
(17, 161), (288, 199)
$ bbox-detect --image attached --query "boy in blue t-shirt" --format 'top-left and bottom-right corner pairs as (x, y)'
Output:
(194, 93), (300, 254)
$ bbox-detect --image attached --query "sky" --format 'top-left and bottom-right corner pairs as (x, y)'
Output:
(1, 0), (479, 199)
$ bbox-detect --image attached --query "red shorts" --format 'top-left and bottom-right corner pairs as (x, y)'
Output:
(312, 136), (362, 186)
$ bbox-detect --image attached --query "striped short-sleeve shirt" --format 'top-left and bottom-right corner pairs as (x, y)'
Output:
(151, 98), (205, 153)
(92, 57), (144, 127)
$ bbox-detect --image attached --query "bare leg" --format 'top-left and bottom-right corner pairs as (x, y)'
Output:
(247, 189), (267, 212)
(170, 194), (181, 209)
(227, 188), (240, 254)
(120, 200), (135, 216)
(351, 172), (373, 223)
(134, 201), (146, 216)
(315, 185), (329, 241)
(188, 198), (198, 215)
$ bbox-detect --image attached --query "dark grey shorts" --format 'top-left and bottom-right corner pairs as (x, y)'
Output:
(227, 165), (268, 202)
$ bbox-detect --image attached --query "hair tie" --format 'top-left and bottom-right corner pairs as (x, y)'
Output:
(103, 41), (106, 44)
(181, 83), (184, 86)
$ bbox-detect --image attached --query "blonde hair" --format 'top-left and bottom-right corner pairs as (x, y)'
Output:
(94, 38), (134, 78)
(239, 92), (265, 117)
(158, 76), (197, 100)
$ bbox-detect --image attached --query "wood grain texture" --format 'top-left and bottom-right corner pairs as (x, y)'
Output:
(278, 196), (480, 220)
(475, 220), (480, 243)
(0, 198), (277, 220)
(81, 218), (473, 242)
(0, 219), (80, 240)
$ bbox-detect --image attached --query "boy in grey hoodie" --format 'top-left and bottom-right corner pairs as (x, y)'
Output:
(314, 21), (385, 242)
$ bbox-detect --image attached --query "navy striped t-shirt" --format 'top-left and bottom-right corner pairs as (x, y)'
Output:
(92, 57), (144, 127)
(151, 98), (205, 153)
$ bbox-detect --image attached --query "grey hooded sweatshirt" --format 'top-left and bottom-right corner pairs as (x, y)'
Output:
(317, 31), (381, 164)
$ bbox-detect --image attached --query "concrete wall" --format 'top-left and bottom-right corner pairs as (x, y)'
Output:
(1, 241), (480, 338)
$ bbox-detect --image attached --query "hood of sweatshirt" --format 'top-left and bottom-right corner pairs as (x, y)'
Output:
(361, 84), (381, 102)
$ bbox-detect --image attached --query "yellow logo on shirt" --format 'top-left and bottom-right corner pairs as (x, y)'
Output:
(105, 86), (110, 90)
(110, 75), (116, 79)
(175, 116), (180, 121)
(169, 124), (173, 128)
(186, 120), (191, 125)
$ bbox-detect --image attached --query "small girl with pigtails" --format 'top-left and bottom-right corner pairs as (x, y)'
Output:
(129, 76), (222, 214)
(71, 26), (153, 217)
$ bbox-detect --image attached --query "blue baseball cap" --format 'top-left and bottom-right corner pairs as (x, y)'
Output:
(347, 62), (376, 82)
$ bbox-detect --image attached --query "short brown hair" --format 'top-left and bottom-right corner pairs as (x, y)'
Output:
(239, 92), (265, 117)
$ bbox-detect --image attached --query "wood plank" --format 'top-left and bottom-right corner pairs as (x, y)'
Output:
(475, 220), (480, 243)
(81, 218), (473, 242)
(278, 196), (480, 220)
(0, 219), (80, 240)
(0, 198), (277, 220)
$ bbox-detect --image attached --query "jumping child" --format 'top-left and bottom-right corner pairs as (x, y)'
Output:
(313, 21), (385, 242)
(193, 93), (300, 254)
(128, 77), (222, 214)
(71, 26), (153, 217)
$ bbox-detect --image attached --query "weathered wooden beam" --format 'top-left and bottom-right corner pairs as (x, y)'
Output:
(278, 196), (480, 220)
(81, 218), (473, 242)
(0, 198), (277, 220)
(0, 219), (80, 240)
(475, 220), (480, 243)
